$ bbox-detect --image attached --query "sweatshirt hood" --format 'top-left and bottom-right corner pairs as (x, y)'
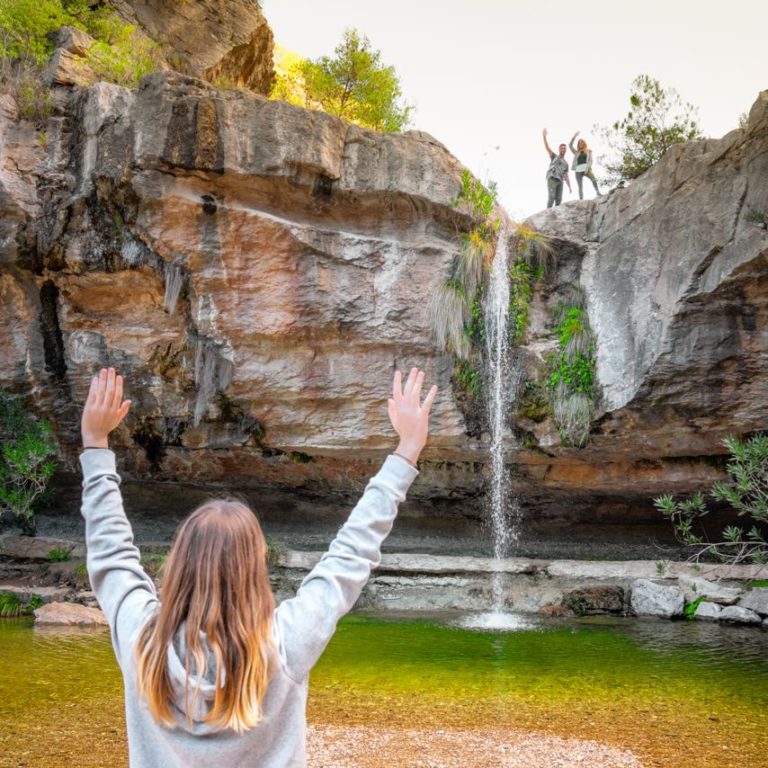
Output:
(166, 626), (221, 731)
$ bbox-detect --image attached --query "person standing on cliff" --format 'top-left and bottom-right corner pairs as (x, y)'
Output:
(569, 131), (601, 199)
(543, 128), (572, 208)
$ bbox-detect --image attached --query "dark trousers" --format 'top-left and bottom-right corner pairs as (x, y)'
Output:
(547, 177), (563, 208)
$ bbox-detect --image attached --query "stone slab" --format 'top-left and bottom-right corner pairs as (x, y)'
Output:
(694, 601), (723, 621)
(679, 576), (742, 605)
(720, 605), (762, 625)
(34, 601), (107, 626)
(0, 535), (85, 563)
(0, 584), (72, 603)
(738, 588), (768, 616)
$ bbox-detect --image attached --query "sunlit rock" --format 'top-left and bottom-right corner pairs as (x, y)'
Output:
(630, 578), (684, 618)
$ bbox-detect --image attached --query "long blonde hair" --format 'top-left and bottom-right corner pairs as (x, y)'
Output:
(136, 499), (275, 733)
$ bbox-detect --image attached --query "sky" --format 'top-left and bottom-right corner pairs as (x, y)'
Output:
(261, 0), (767, 220)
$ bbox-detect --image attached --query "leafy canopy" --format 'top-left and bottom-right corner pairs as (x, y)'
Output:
(272, 29), (412, 132)
(598, 75), (702, 184)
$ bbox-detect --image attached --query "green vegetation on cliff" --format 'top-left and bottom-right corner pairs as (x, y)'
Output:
(598, 74), (703, 184)
(548, 294), (597, 448)
(271, 28), (412, 132)
(0, 0), (157, 91)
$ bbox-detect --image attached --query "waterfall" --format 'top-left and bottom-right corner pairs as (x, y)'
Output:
(485, 228), (514, 610)
(457, 227), (531, 632)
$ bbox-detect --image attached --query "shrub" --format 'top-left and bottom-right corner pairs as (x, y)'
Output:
(0, 0), (158, 89)
(73, 560), (89, 582)
(0, 591), (42, 617)
(548, 298), (597, 447)
(12, 65), (52, 121)
(596, 74), (703, 185)
(85, 27), (158, 88)
(655, 435), (768, 565)
(0, 389), (58, 535)
(683, 595), (705, 620)
(265, 536), (286, 567)
(140, 551), (168, 579)
(48, 545), (72, 562)
(0, 0), (68, 65)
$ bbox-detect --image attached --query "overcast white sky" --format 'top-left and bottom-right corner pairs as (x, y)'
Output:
(262, 0), (767, 219)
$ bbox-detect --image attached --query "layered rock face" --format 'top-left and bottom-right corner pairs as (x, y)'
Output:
(1, 60), (767, 531)
(1, 71), (476, 507)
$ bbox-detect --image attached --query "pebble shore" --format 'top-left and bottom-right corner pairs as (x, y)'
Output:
(307, 725), (644, 768)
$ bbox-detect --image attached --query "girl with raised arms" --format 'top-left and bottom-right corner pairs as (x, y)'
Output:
(80, 366), (436, 767)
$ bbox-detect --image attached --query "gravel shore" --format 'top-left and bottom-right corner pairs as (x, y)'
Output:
(307, 725), (645, 767)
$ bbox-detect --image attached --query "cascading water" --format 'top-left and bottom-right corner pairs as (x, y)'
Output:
(458, 227), (532, 632)
(485, 229), (515, 608)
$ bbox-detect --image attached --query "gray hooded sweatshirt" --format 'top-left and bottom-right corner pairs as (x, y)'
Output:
(80, 449), (417, 767)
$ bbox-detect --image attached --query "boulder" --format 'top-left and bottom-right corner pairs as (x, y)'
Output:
(561, 586), (625, 615)
(111, 0), (274, 93)
(719, 605), (762, 625)
(50, 25), (95, 56)
(44, 48), (98, 88)
(0, 535), (85, 563)
(678, 576), (742, 605)
(693, 601), (722, 621)
(737, 587), (768, 616)
(34, 601), (107, 626)
(630, 579), (684, 618)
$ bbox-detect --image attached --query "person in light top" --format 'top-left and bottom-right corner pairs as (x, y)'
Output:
(80, 365), (436, 768)
(569, 131), (601, 199)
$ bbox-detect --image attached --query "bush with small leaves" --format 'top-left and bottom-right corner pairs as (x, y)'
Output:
(0, 389), (58, 535)
(655, 435), (768, 566)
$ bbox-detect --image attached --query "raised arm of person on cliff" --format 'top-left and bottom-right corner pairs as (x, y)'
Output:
(543, 127), (555, 157)
(569, 130), (580, 155)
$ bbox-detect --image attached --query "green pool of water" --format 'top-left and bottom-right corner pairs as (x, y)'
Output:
(1, 614), (766, 767)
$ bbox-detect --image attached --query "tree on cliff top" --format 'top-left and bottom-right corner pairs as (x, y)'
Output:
(271, 28), (412, 132)
(597, 75), (703, 184)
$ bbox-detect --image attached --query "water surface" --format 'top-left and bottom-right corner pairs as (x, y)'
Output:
(1, 614), (766, 767)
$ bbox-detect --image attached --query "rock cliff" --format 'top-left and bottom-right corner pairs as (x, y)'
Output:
(523, 92), (768, 518)
(1, 38), (767, 533)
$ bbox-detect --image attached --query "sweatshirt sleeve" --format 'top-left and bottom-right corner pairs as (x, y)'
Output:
(275, 454), (417, 680)
(80, 449), (158, 667)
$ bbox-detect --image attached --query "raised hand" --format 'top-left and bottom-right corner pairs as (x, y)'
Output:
(81, 367), (132, 449)
(387, 367), (437, 465)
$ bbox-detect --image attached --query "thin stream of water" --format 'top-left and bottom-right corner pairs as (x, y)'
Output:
(460, 228), (525, 631)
